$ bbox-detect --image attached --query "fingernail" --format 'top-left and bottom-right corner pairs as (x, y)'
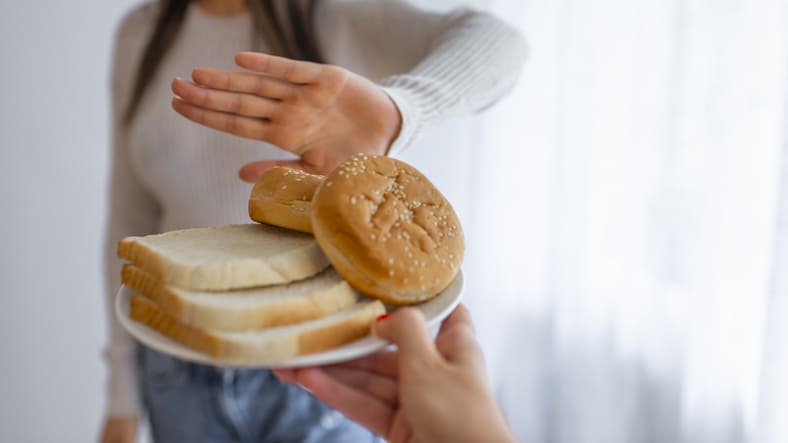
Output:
(376, 313), (390, 322)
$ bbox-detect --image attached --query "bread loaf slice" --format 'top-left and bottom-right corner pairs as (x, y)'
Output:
(122, 265), (358, 331)
(130, 294), (386, 365)
(118, 224), (329, 290)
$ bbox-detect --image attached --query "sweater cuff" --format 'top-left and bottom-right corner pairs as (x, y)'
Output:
(103, 344), (140, 417)
(381, 85), (422, 157)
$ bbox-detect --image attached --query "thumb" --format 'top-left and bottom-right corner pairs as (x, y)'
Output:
(374, 308), (440, 366)
(239, 159), (308, 183)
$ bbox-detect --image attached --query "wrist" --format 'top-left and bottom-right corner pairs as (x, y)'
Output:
(366, 92), (402, 156)
(379, 86), (420, 156)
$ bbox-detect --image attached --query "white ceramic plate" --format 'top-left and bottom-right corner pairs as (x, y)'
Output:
(116, 272), (463, 368)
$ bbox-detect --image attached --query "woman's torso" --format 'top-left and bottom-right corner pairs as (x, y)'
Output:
(126, 6), (297, 233)
(120, 1), (412, 234)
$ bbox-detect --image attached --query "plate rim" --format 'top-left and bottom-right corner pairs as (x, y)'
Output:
(115, 271), (464, 368)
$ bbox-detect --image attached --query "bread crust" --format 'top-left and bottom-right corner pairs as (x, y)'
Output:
(129, 294), (385, 365)
(311, 155), (464, 304)
(117, 224), (329, 290)
(122, 265), (358, 331)
(130, 294), (225, 359)
(248, 167), (324, 233)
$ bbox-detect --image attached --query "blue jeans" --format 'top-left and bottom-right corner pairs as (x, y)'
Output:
(138, 346), (378, 443)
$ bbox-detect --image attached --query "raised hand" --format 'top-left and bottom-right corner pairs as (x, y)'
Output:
(273, 305), (517, 443)
(171, 52), (402, 180)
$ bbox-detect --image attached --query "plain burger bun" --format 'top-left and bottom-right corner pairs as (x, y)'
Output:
(311, 154), (464, 305)
(249, 167), (323, 233)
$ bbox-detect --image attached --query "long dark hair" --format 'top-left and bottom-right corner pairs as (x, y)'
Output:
(123, 0), (322, 125)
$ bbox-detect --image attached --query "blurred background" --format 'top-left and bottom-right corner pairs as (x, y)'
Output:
(1, 0), (786, 442)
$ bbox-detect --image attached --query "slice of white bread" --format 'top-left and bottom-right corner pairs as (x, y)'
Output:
(122, 265), (358, 331)
(130, 294), (386, 365)
(118, 224), (329, 290)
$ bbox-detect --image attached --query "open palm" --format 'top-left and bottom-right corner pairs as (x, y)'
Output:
(171, 52), (402, 180)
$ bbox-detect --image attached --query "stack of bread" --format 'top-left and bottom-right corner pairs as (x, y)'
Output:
(120, 155), (464, 365)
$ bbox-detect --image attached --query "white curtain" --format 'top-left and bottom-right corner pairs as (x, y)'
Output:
(409, 0), (788, 442)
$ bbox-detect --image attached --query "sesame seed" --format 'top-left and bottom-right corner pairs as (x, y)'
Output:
(281, 185), (287, 190)
(389, 269), (394, 277)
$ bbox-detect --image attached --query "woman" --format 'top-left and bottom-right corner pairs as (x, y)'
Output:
(101, 0), (525, 441)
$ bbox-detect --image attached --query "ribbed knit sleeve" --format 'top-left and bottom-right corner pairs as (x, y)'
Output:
(102, 3), (160, 417)
(317, 0), (527, 155)
(381, 10), (527, 154)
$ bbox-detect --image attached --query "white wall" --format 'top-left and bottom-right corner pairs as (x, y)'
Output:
(0, 1), (138, 441)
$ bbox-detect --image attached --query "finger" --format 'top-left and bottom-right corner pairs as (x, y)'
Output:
(236, 51), (325, 84)
(239, 159), (310, 183)
(172, 78), (278, 118)
(321, 366), (398, 406)
(438, 304), (484, 366)
(388, 412), (413, 443)
(436, 321), (484, 368)
(291, 367), (394, 436)
(191, 67), (294, 99)
(272, 368), (297, 384)
(438, 304), (475, 336)
(374, 308), (440, 369)
(337, 349), (400, 378)
(172, 97), (268, 140)
(275, 363), (398, 403)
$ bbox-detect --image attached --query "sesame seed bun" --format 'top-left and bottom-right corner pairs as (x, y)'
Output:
(248, 167), (324, 233)
(311, 155), (464, 305)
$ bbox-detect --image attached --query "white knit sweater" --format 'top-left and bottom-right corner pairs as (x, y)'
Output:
(105, 0), (525, 416)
